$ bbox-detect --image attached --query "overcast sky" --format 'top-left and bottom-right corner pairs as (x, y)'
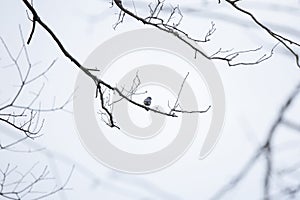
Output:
(1, 0), (300, 199)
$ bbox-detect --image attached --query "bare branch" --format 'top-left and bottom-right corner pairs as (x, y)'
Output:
(0, 163), (74, 200)
(0, 27), (72, 139)
(21, 0), (211, 130)
(224, 0), (300, 67)
(113, 0), (277, 66)
(212, 82), (300, 199)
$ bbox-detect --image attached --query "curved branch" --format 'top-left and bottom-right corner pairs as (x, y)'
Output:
(113, 0), (277, 67)
(224, 0), (300, 67)
(22, 0), (210, 129)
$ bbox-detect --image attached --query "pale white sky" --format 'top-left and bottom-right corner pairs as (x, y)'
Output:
(1, 0), (300, 199)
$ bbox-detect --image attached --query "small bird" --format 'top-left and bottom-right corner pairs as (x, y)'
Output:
(144, 97), (152, 106)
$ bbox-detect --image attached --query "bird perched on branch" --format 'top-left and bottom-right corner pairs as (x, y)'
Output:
(144, 97), (152, 106)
